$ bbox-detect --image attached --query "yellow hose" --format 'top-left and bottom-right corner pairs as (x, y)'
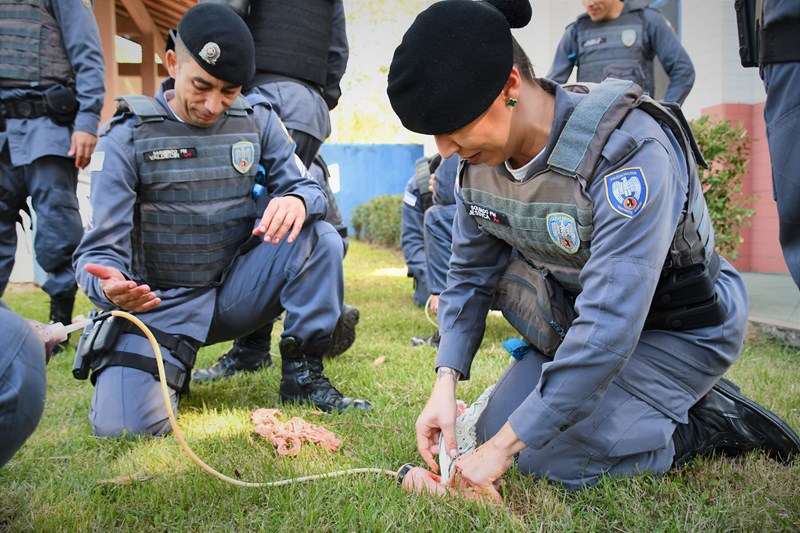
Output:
(424, 294), (438, 327)
(109, 310), (397, 487)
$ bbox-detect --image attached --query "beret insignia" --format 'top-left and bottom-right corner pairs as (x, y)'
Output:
(199, 42), (221, 66)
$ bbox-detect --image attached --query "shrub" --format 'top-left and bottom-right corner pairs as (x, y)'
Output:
(690, 115), (755, 261)
(351, 194), (403, 247)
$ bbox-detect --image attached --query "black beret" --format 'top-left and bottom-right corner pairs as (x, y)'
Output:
(387, 0), (532, 135)
(177, 3), (255, 87)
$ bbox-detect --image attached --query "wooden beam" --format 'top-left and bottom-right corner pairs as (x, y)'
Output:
(94, 0), (118, 124)
(119, 63), (168, 78)
(119, 0), (165, 95)
(114, 15), (140, 37)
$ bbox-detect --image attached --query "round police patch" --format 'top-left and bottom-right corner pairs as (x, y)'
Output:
(231, 141), (255, 174)
(604, 167), (648, 218)
(547, 212), (580, 254)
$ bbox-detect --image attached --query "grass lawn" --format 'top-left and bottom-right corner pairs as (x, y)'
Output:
(1, 240), (799, 532)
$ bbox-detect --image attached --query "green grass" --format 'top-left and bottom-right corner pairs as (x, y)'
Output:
(2, 241), (799, 532)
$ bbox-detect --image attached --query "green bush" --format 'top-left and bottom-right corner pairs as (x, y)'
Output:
(690, 115), (755, 261)
(351, 194), (403, 247)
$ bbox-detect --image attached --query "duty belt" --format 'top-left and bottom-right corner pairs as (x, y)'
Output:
(249, 72), (324, 97)
(0, 96), (49, 132)
(0, 96), (49, 119)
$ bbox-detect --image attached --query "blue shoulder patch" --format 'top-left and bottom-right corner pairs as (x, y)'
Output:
(604, 167), (648, 218)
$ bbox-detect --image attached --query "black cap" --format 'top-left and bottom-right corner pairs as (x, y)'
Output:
(387, 0), (532, 135)
(177, 3), (255, 87)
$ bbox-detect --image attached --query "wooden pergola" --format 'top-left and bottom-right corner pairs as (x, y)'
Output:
(95, 0), (194, 122)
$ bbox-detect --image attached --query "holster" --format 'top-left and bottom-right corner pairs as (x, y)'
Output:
(73, 310), (199, 394)
(735, 0), (759, 67)
(0, 184), (30, 225)
(644, 254), (726, 331)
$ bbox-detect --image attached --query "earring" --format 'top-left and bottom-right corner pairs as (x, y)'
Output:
(507, 98), (518, 107)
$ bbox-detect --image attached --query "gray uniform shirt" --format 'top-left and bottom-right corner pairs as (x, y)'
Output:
(547, 4), (694, 105)
(0, 0), (104, 165)
(73, 86), (327, 342)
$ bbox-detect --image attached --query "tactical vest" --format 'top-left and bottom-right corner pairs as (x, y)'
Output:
(461, 79), (714, 298)
(246, 0), (334, 87)
(0, 0), (72, 88)
(114, 95), (261, 289)
(574, 6), (654, 96)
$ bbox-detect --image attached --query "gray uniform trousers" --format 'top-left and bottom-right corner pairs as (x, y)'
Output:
(761, 61), (800, 288)
(90, 220), (344, 437)
(0, 304), (47, 467)
(0, 149), (82, 297)
(423, 203), (456, 295)
(475, 261), (749, 490)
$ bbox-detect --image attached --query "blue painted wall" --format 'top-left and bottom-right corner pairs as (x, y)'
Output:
(321, 143), (424, 233)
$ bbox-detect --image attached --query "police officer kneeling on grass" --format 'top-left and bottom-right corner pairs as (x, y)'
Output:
(387, 0), (800, 495)
(72, 3), (370, 438)
(0, 301), (47, 468)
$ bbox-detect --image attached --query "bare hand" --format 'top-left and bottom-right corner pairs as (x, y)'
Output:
(448, 423), (524, 505)
(416, 368), (460, 472)
(69, 130), (98, 169)
(253, 195), (306, 244)
(84, 263), (161, 312)
(429, 294), (440, 315)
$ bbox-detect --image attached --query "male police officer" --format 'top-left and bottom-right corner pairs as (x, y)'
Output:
(193, 0), (358, 381)
(74, 3), (370, 438)
(423, 153), (460, 314)
(0, 300), (47, 467)
(402, 154), (442, 307)
(548, 0), (694, 105)
(0, 0), (105, 354)
(736, 0), (800, 289)
(409, 153), (460, 348)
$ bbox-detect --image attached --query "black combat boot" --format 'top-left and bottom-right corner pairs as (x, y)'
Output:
(49, 290), (75, 356)
(411, 331), (441, 347)
(672, 378), (800, 467)
(192, 339), (273, 382)
(279, 336), (372, 413)
(324, 303), (359, 358)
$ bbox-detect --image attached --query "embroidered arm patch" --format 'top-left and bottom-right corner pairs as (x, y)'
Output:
(604, 166), (648, 218)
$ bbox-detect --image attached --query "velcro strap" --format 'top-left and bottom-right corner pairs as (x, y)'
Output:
(121, 322), (198, 369)
(102, 351), (188, 393)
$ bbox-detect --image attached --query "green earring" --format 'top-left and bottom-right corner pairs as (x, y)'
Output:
(507, 98), (518, 107)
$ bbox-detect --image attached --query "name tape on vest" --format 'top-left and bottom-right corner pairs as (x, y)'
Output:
(466, 202), (510, 226)
(144, 147), (197, 162)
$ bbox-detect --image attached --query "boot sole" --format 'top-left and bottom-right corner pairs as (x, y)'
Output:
(714, 378), (800, 462)
(325, 306), (359, 358)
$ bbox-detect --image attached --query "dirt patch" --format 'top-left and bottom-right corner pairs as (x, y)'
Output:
(4, 282), (40, 293)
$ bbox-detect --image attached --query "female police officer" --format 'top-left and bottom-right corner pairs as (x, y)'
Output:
(387, 0), (800, 497)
